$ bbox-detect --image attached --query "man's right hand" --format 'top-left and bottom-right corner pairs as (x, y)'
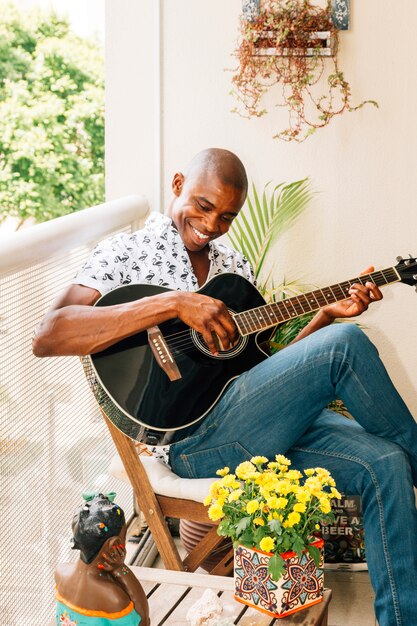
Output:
(172, 291), (238, 355)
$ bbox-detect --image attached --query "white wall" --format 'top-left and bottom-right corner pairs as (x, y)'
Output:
(106, 0), (417, 415)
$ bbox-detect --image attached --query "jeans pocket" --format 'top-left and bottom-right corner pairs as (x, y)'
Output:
(170, 439), (252, 479)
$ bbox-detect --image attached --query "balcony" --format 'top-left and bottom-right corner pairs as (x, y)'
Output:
(0, 196), (148, 625)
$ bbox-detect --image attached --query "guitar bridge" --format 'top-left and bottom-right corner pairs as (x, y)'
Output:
(147, 325), (182, 381)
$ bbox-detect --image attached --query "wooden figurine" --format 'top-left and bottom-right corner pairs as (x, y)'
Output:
(55, 492), (149, 625)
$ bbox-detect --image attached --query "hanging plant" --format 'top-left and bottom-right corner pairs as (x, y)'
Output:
(231, 0), (378, 141)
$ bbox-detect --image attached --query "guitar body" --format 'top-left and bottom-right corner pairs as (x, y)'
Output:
(90, 274), (272, 434)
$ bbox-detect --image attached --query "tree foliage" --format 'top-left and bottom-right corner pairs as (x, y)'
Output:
(0, 3), (104, 225)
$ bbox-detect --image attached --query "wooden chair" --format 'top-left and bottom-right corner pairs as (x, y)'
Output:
(103, 412), (234, 575)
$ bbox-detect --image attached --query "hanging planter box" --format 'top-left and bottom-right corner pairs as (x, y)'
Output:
(253, 29), (335, 57)
(234, 539), (324, 619)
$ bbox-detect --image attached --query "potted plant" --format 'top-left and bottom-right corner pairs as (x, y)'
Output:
(231, 0), (377, 141)
(204, 455), (340, 618)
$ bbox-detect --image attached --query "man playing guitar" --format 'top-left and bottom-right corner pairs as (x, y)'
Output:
(34, 148), (417, 626)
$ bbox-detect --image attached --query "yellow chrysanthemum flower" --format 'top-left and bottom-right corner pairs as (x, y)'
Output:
(304, 468), (315, 476)
(267, 511), (283, 521)
(296, 489), (310, 504)
(235, 461), (258, 480)
(253, 517), (265, 526)
(209, 480), (222, 497)
(286, 469), (302, 480)
(221, 474), (237, 487)
(251, 455), (268, 465)
(208, 503), (224, 521)
(246, 500), (259, 514)
(277, 480), (292, 495)
(293, 502), (306, 513)
(319, 497), (331, 514)
(283, 511), (301, 528)
(216, 466), (230, 477)
(203, 494), (212, 506)
(227, 489), (243, 502)
(259, 536), (275, 553)
(275, 454), (291, 466)
(331, 487), (342, 499)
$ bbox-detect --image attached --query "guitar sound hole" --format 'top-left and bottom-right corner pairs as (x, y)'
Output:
(191, 329), (248, 359)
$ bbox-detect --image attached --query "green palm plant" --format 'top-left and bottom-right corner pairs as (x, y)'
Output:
(228, 178), (315, 346)
(228, 178), (313, 294)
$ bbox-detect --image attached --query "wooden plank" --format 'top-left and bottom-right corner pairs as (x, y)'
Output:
(131, 566), (235, 591)
(237, 606), (274, 625)
(103, 413), (184, 571)
(183, 526), (226, 572)
(209, 548), (234, 576)
(158, 495), (216, 523)
(162, 586), (214, 625)
(220, 589), (248, 623)
(146, 582), (190, 624)
(164, 587), (246, 625)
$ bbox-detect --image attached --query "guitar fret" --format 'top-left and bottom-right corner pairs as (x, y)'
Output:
(237, 311), (251, 334)
(235, 266), (400, 336)
(289, 297), (304, 316)
(330, 284), (346, 300)
(298, 294), (314, 313)
(267, 303), (282, 324)
(280, 299), (294, 319)
(314, 291), (328, 307)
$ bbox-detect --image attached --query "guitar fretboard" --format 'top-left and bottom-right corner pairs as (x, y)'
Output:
(234, 267), (400, 335)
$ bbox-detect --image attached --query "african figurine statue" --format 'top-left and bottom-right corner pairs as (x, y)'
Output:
(55, 492), (149, 625)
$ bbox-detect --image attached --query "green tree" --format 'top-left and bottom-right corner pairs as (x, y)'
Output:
(0, 3), (104, 226)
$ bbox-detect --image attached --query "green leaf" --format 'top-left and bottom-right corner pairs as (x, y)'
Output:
(240, 529), (255, 546)
(268, 518), (283, 535)
(307, 544), (322, 568)
(291, 536), (305, 556)
(235, 516), (252, 535)
(268, 554), (286, 581)
(229, 178), (312, 281)
(253, 526), (268, 544)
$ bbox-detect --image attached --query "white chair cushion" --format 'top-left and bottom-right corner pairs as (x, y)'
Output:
(109, 453), (216, 503)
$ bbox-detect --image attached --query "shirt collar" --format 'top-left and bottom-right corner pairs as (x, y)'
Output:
(144, 211), (218, 257)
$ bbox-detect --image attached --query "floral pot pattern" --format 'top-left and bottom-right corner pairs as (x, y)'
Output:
(234, 539), (324, 618)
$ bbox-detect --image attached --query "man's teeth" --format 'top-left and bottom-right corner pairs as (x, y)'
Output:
(191, 225), (209, 240)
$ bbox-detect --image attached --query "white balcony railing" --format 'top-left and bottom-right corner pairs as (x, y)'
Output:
(0, 196), (149, 626)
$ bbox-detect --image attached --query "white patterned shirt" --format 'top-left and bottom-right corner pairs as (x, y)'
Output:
(73, 211), (256, 294)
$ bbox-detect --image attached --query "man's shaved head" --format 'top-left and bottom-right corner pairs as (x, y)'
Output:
(184, 148), (248, 197)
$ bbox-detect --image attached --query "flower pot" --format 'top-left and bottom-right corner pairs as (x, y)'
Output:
(234, 538), (324, 619)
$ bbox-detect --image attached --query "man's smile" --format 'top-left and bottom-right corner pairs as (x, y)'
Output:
(190, 223), (210, 242)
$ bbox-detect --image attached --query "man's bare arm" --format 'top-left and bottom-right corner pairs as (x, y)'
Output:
(32, 283), (238, 358)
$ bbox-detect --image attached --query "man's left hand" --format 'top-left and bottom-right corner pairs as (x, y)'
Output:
(321, 266), (383, 320)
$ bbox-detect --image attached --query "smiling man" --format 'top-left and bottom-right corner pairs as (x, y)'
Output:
(33, 148), (417, 626)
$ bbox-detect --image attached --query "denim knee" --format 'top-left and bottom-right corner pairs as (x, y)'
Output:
(321, 322), (369, 349)
(353, 440), (413, 495)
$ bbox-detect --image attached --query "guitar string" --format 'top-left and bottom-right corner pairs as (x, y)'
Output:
(156, 271), (398, 351)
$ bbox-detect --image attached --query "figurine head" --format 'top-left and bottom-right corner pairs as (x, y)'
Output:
(71, 492), (126, 564)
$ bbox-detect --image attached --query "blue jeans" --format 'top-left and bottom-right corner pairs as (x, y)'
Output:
(169, 324), (417, 626)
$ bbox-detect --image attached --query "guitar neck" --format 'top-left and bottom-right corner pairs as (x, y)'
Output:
(234, 266), (401, 336)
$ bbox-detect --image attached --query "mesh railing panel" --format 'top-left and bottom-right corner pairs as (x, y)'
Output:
(0, 228), (134, 626)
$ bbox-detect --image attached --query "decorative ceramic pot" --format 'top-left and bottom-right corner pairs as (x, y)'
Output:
(234, 538), (324, 619)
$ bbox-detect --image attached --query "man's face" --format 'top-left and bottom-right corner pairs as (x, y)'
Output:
(170, 171), (246, 252)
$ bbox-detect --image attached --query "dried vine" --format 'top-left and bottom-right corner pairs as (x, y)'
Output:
(231, 0), (377, 141)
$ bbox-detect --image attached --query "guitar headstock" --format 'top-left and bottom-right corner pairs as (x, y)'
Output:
(395, 255), (417, 287)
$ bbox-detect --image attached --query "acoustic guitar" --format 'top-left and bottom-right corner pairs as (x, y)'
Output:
(88, 256), (417, 443)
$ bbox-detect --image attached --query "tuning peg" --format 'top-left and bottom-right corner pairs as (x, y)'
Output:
(396, 256), (404, 262)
